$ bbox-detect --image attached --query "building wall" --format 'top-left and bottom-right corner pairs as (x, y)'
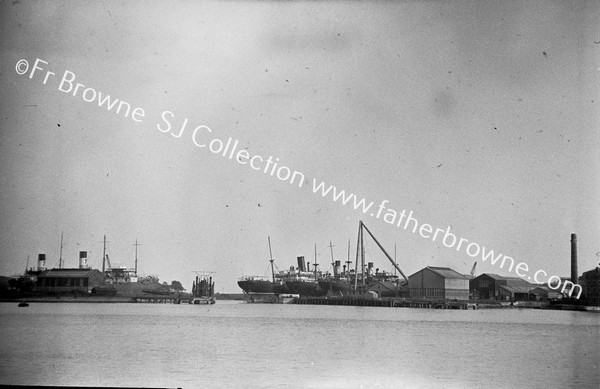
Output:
(445, 278), (470, 300)
(581, 268), (600, 306)
(470, 275), (511, 300)
(409, 268), (468, 300)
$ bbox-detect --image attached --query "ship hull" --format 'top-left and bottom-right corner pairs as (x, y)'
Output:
(238, 280), (274, 294)
(318, 279), (353, 295)
(286, 280), (327, 297)
(238, 279), (291, 295)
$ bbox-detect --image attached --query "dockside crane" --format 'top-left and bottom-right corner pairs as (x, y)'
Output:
(353, 221), (409, 291)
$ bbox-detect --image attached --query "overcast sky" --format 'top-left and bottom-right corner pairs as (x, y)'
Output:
(1, 0), (599, 292)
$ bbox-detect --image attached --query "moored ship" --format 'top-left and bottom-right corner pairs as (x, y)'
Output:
(238, 237), (292, 295)
(284, 254), (327, 297)
(239, 221), (409, 297)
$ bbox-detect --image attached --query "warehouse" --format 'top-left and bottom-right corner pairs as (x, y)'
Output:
(470, 273), (533, 300)
(529, 286), (563, 301)
(580, 267), (600, 306)
(408, 266), (469, 300)
(496, 285), (531, 302)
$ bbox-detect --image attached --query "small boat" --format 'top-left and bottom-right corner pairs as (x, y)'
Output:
(18, 302), (29, 307)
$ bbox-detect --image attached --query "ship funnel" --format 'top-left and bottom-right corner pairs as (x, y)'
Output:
(307, 262), (311, 272)
(334, 260), (341, 276)
(571, 234), (578, 286)
(79, 251), (88, 269)
(297, 256), (306, 272)
(37, 254), (46, 271)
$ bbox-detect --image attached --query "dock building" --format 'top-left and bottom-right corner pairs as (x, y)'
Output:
(579, 267), (600, 306)
(470, 273), (533, 301)
(528, 286), (564, 301)
(408, 266), (469, 300)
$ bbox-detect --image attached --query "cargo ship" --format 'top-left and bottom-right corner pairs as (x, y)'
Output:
(239, 221), (409, 297)
(283, 252), (327, 297)
(237, 237), (292, 295)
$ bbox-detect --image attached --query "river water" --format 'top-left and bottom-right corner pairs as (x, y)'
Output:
(0, 302), (598, 388)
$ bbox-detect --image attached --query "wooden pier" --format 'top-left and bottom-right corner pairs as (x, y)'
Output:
(133, 294), (192, 304)
(294, 297), (478, 309)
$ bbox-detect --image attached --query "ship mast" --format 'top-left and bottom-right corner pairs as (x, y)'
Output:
(328, 241), (335, 276)
(313, 243), (319, 279)
(133, 239), (141, 275)
(102, 235), (107, 274)
(58, 231), (64, 269)
(268, 236), (275, 283)
(345, 239), (351, 277)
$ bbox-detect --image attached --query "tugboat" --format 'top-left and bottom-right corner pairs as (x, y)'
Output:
(191, 272), (215, 304)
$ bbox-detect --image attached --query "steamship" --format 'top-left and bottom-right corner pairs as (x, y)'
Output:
(237, 255), (324, 296)
(238, 222), (409, 297)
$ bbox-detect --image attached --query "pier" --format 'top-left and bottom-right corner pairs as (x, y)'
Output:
(294, 297), (478, 309)
(133, 293), (193, 304)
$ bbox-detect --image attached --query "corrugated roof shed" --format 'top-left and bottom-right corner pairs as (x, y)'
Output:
(504, 277), (532, 287)
(427, 266), (468, 280)
(368, 281), (398, 291)
(481, 273), (506, 280)
(497, 285), (531, 294)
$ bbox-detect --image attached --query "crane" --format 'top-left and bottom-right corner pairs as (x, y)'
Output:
(470, 261), (477, 277)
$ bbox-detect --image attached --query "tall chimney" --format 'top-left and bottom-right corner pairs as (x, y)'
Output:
(571, 234), (578, 285)
(37, 254), (46, 271)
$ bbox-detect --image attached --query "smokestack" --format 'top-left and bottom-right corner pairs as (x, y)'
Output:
(571, 234), (578, 285)
(37, 254), (46, 271)
(334, 260), (341, 277)
(79, 251), (88, 269)
(307, 262), (311, 272)
(297, 256), (305, 272)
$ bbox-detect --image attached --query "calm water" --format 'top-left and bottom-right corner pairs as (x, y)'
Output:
(0, 302), (598, 388)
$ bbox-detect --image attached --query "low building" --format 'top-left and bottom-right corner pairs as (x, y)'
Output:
(470, 273), (533, 300)
(497, 285), (531, 301)
(579, 267), (600, 306)
(36, 268), (105, 294)
(367, 281), (408, 298)
(529, 286), (563, 301)
(408, 266), (469, 300)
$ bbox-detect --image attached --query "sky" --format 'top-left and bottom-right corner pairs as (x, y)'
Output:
(1, 0), (599, 293)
